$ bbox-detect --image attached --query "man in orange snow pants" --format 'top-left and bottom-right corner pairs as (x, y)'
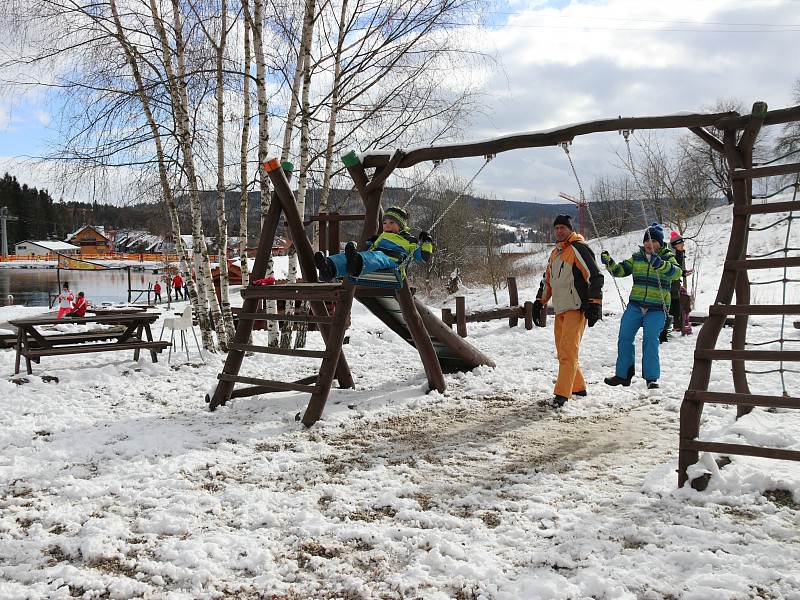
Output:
(534, 214), (604, 408)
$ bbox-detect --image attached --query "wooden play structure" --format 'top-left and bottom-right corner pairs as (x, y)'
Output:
(210, 101), (800, 488)
(206, 158), (494, 426)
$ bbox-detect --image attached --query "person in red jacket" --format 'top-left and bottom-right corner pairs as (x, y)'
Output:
(172, 273), (184, 300)
(67, 292), (88, 317)
(153, 282), (162, 304)
(56, 282), (75, 318)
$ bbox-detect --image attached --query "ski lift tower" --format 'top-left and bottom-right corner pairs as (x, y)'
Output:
(558, 192), (587, 237)
(0, 207), (19, 256)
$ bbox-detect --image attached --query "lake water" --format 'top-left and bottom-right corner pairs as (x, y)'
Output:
(0, 267), (165, 308)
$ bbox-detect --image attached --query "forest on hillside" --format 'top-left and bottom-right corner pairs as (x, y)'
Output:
(1, 172), (577, 249)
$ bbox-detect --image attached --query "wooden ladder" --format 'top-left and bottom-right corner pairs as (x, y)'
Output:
(207, 159), (355, 426)
(678, 101), (800, 487)
(209, 282), (354, 427)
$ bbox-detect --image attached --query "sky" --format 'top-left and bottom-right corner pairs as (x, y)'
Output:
(1, 0), (799, 204)
(0, 200), (799, 598)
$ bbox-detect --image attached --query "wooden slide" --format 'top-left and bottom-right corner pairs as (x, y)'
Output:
(355, 289), (495, 372)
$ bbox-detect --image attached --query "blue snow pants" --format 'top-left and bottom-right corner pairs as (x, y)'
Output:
(328, 249), (398, 278)
(615, 303), (666, 382)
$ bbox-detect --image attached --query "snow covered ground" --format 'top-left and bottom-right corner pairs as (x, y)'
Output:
(1, 204), (799, 599)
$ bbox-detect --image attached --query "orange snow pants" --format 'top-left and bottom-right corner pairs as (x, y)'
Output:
(553, 309), (587, 398)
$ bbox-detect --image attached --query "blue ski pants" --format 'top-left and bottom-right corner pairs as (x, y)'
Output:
(328, 249), (398, 278)
(615, 303), (665, 382)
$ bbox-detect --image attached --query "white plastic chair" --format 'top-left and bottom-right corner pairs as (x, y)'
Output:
(159, 306), (203, 363)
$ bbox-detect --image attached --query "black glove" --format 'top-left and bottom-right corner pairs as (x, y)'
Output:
(418, 231), (433, 244)
(600, 251), (612, 266)
(533, 300), (545, 327)
(585, 302), (601, 327)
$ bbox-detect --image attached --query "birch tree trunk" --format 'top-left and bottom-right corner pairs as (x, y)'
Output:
(239, 0), (252, 286)
(316, 0), (349, 247)
(291, 56), (314, 350)
(249, 0), (279, 345)
(108, 0), (188, 325)
(212, 0), (235, 348)
(150, 0), (219, 350)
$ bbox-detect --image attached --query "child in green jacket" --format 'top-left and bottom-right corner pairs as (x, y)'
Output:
(600, 223), (682, 389)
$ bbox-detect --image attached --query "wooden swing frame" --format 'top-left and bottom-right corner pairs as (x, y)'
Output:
(347, 103), (800, 488)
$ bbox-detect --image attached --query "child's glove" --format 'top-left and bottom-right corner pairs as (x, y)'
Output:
(600, 251), (612, 266)
(584, 302), (601, 327)
(649, 254), (664, 269)
(418, 231), (433, 244)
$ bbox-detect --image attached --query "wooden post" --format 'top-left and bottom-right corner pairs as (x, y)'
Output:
(524, 301), (533, 330)
(507, 277), (519, 327)
(456, 296), (467, 337)
(441, 308), (454, 328)
(318, 218), (328, 255)
(329, 213), (341, 255)
(396, 284), (446, 392)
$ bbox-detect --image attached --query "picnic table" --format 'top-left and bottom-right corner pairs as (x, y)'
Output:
(8, 312), (170, 375)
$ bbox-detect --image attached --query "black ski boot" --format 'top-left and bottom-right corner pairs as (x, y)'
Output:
(345, 242), (363, 276)
(604, 366), (634, 387)
(314, 252), (335, 282)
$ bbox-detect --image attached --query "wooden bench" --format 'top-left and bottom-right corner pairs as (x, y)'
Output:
(4, 332), (126, 349)
(23, 340), (170, 358)
(9, 312), (168, 374)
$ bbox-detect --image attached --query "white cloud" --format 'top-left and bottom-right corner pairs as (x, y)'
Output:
(419, 0), (800, 202)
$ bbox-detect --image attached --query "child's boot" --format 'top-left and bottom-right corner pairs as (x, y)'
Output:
(682, 314), (693, 336)
(314, 252), (335, 282)
(345, 242), (363, 276)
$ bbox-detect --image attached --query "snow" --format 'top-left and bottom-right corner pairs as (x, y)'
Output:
(1, 204), (799, 599)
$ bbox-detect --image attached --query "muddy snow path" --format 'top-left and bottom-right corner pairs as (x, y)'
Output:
(314, 391), (673, 497)
(284, 386), (796, 599)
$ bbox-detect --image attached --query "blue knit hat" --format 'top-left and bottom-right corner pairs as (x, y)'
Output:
(643, 222), (664, 245)
(383, 206), (409, 231)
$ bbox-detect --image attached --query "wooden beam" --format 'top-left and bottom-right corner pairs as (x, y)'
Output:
(357, 105), (800, 171)
(689, 126), (725, 154)
(362, 111), (741, 169)
(733, 200), (800, 215)
(396, 284), (446, 393)
(680, 439), (800, 463)
(684, 390), (800, 409)
(708, 304), (800, 315)
(731, 162), (800, 180)
(364, 149), (406, 193)
(694, 349), (800, 361)
(726, 257), (800, 270)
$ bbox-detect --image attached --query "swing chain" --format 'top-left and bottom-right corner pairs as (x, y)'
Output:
(427, 154), (494, 234)
(622, 130), (671, 320)
(401, 159), (443, 209)
(560, 140), (627, 310)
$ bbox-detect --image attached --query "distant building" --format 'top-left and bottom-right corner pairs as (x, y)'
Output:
(112, 229), (164, 254)
(65, 225), (111, 256)
(14, 240), (81, 257)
